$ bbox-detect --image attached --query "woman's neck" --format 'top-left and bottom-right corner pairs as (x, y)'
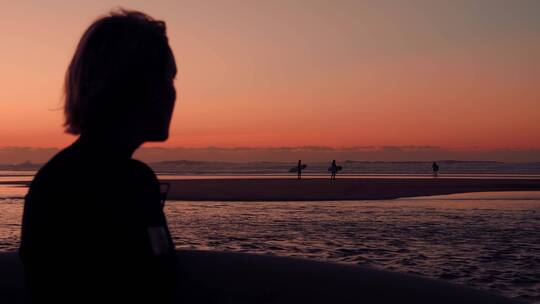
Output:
(75, 133), (143, 159)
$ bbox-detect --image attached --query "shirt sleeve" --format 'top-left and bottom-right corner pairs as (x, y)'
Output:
(129, 159), (176, 257)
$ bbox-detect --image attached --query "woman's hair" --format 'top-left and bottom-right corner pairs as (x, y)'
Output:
(64, 9), (176, 134)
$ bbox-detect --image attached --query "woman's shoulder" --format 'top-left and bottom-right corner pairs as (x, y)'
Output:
(125, 159), (160, 191)
(127, 159), (158, 180)
(28, 147), (77, 192)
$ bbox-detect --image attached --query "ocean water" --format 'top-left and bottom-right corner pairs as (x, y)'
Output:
(3, 160), (540, 176)
(0, 184), (539, 303)
(151, 160), (540, 175)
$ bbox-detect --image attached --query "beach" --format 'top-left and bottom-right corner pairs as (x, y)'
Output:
(160, 177), (540, 201)
(3, 177), (540, 201)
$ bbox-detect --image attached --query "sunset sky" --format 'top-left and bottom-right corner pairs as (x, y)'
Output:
(1, 1), (539, 159)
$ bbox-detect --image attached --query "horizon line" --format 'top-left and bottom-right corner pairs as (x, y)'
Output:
(2, 145), (540, 151)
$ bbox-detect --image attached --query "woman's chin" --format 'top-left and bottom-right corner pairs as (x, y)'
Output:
(144, 131), (169, 142)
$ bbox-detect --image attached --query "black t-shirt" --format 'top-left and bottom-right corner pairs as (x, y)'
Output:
(19, 139), (177, 302)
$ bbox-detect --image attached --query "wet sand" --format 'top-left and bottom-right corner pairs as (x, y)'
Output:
(0, 191), (535, 302)
(162, 178), (540, 201)
(2, 177), (539, 201)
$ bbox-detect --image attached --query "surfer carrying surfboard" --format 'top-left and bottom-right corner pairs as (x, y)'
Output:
(329, 160), (342, 180)
(289, 160), (307, 179)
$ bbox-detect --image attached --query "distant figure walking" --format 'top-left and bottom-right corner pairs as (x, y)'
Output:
(432, 161), (440, 177)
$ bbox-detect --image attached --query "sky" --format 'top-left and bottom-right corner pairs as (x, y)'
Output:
(0, 0), (539, 162)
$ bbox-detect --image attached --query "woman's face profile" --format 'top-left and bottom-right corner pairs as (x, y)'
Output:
(140, 60), (177, 142)
(64, 11), (178, 145)
(115, 26), (178, 144)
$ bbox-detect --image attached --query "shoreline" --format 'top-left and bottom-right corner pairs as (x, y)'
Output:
(2, 178), (540, 201)
(162, 178), (540, 201)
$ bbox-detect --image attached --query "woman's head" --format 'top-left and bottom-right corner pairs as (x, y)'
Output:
(64, 9), (176, 142)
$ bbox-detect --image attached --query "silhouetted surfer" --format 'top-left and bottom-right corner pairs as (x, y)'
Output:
(19, 10), (177, 303)
(330, 160), (338, 180)
(432, 161), (440, 177)
(288, 160), (306, 178)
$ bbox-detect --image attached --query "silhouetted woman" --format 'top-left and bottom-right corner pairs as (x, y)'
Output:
(19, 10), (177, 303)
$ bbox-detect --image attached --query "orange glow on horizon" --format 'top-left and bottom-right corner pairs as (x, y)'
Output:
(1, 1), (539, 151)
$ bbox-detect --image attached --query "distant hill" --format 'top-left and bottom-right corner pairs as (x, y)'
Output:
(0, 161), (42, 171)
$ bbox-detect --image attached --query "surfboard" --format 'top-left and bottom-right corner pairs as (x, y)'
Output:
(0, 250), (518, 304)
(328, 166), (342, 172)
(289, 164), (307, 172)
